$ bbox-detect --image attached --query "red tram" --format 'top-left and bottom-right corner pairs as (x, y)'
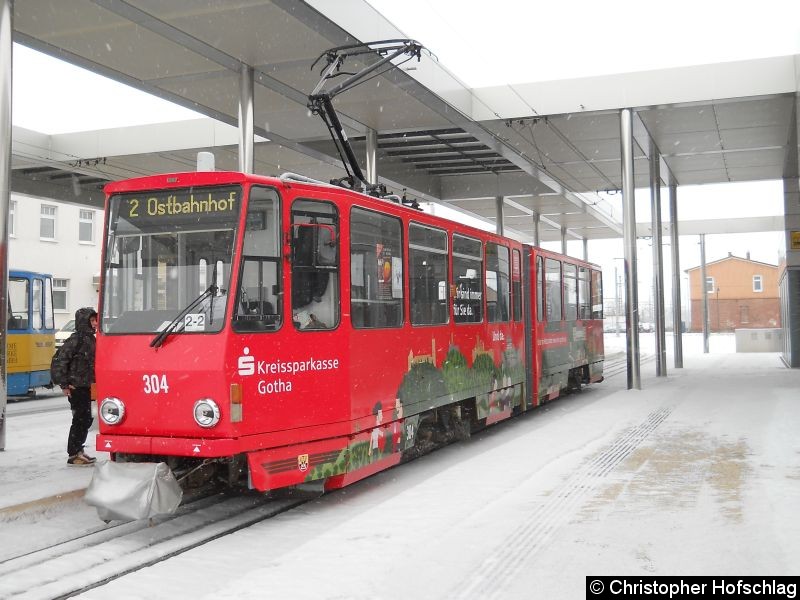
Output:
(95, 170), (603, 493)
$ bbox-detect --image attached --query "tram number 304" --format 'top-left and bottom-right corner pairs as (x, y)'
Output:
(143, 374), (170, 394)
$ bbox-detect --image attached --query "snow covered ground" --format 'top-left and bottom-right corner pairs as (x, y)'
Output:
(0, 393), (109, 513)
(2, 333), (798, 599)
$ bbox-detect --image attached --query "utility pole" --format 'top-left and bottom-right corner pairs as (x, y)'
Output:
(700, 234), (709, 353)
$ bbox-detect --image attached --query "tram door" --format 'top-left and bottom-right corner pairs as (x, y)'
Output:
(287, 195), (345, 425)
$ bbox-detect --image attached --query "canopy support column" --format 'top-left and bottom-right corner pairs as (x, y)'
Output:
(620, 108), (641, 389)
(238, 63), (254, 174)
(495, 196), (504, 236)
(0, 0), (12, 450)
(669, 179), (683, 368)
(650, 141), (667, 376)
(366, 128), (378, 185)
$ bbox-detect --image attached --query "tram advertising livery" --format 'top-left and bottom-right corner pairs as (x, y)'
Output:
(89, 40), (604, 516)
(94, 171), (604, 498)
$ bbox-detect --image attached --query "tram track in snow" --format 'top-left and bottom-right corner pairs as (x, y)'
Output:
(603, 352), (653, 379)
(5, 395), (70, 419)
(5, 404), (69, 419)
(0, 492), (305, 600)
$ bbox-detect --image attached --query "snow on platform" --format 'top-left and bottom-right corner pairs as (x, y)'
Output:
(0, 398), (109, 513)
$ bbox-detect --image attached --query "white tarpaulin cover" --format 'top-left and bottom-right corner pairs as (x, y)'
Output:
(84, 461), (183, 522)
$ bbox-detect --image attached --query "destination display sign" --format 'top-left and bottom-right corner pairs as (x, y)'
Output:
(121, 188), (239, 220)
(112, 186), (241, 233)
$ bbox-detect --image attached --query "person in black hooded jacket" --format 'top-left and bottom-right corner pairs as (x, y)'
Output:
(52, 307), (98, 466)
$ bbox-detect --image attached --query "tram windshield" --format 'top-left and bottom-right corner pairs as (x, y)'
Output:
(101, 186), (241, 334)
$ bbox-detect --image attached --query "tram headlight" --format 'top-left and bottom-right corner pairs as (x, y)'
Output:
(193, 398), (221, 428)
(99, 397), (126, 425)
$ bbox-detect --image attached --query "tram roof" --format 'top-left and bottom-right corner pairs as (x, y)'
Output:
(9, 1), (798, 244)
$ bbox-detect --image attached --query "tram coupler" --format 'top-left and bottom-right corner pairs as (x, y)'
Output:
(84, 460), (183, 522)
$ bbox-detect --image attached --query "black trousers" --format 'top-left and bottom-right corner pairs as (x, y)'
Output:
(67, 386), (93, 457)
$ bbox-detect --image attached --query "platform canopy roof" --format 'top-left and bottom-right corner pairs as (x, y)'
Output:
(10, 0), (800, 243)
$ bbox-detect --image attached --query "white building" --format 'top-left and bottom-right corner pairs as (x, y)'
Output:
(9, 192), (102, 329)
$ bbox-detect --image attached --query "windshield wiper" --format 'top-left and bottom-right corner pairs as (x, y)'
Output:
(150, 285), (217, 349)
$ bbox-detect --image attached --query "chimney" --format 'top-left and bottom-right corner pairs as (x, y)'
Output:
(728, 252), (732, 257)
(746, 251), (751, 260)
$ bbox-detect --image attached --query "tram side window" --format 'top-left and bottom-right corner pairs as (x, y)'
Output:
(545, 258), (562, 321)
(291, 199), (339, 330)
(452, 234), (483, 323)
(409, 223), (448, 326)
(44, 277), (54, 330)
(350, 208), (403, 328)
(536, 256), (544, 323)
(512, 249), (522, 322)
(8, 278), (29, 330)
(591, 269), (604, 319)
(578, 267), (591, 320)
(486, 242), (510, 323)
(233, 186), (282, 333)
(564, 263), (578, 321)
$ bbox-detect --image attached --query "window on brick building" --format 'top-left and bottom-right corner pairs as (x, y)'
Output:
(753, 275), (763, 293)
(705, 276), (715, 293)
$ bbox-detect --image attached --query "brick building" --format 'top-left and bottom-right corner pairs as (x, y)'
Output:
(686, 254), (780, 332)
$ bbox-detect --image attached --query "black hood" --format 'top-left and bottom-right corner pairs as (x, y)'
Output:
(74, 307), (98, 334)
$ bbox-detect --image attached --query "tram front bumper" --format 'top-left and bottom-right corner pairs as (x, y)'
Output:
(96, 433), (240, 458)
